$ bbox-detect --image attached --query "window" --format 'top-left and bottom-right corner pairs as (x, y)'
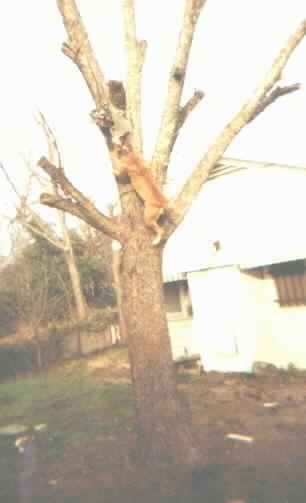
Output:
(164, 280), (193, 318)
(270, 260), (306, 306)
(164, 283), (181, 313)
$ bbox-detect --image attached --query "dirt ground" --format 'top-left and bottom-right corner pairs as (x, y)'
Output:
(2, 354), (306, 503)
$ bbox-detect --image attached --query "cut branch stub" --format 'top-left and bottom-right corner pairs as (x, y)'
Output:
(38, 156), (64, 183)
(108, 80), (127, 110)
(90, 80), (131, 147)
(178, 89), (205, 127)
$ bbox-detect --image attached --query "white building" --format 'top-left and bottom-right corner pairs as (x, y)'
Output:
(163, 157), (306, 371)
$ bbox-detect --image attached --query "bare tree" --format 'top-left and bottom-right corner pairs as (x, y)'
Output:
(1, 117), (88, 323)
(37, 0), (306, 466)
(36, 112), (88, 322)
(9, 227), (49, 368)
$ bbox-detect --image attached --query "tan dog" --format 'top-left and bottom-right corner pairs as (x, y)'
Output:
(113, 139), (168, 245)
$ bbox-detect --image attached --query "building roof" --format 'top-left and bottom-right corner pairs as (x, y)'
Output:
(163, 157), (306, 279)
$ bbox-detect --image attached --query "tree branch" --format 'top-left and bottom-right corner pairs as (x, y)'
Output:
(1, 161), (65, 249)
(40, 193), (104, 232)
(178, 89), (205, 128)
(169, 19), (306, 233)
(151, 0), (206, 184)
(56, 0), (108, 108)
(17, 217), (66, 251)
(123, 0), (147, 153)
(56, 0), (132, 144)
(164, 88), (204, 156)
(248, 82), (300, 123)
(38, 156), (129, 242)
(35, 111), (63, 168)
(0, 162), (27, 203)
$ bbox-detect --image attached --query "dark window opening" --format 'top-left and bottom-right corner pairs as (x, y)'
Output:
(270, 260), (306, 306)
(164, 280), (193, 317)
(164, 282), (181, 313)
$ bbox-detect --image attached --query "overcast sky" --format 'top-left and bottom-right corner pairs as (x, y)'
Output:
(0, 0), (305, 255)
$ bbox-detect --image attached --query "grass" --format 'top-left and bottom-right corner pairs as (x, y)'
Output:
(0, 350), (134, 453)
(0, 346), (200, 458)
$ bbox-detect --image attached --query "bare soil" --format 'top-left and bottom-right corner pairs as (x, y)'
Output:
(2, 353), (306, 503)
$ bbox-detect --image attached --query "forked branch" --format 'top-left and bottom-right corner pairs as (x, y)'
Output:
(38, 156), (128, 242)
(170, 19), (306, 232)
(151, 0), (206, 184)
(248, 82), (300, 123)
(35, 111), (63, 168)
(0, 161), (66, 250)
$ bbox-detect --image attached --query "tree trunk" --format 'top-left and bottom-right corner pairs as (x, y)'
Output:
(120, 230), (198, 466)
(112, 243), (127, 342)
(36, 343), (42, 370)
(32, 333), (43, 370)
(64, 247), (87, 321)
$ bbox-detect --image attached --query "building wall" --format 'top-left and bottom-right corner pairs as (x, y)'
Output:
(167, 317), (196, 359)
(164, 280), (197, 358)
(62, 324), (118, 359)
(187, 265), (306, 371)
(162, 163), (306, 369)
(271, 305), (306, 367)
(260, 273), (306, 368)
(164, 166), (306, 274)
(187, 266), (256, 372)
(238, 269), (278, 365)
(240, 270), (306, 368)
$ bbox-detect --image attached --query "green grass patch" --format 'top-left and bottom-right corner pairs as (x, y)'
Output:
(0, 355), (134, 453)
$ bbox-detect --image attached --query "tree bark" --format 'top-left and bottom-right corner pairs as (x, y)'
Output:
(111, 243), (127, 342)
(64, 246), (87, 321)
(42, 2), (306, 470)
(119, 229), (197, 466)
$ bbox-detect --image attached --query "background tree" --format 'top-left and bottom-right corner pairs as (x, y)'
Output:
(37, 0), (306, 466)
(0, 261), (19, 337)
(0, 115), (88, 322)
(0, 222), (115, 342)
(8, 228), (49, 367)
(5, 225), (69, 327)
(70, 224), (116, 308)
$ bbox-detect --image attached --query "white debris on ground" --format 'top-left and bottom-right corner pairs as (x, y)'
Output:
(225, 433), (254, 444)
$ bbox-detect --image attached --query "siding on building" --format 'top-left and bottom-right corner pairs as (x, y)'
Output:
(162, 158), (306, 370)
